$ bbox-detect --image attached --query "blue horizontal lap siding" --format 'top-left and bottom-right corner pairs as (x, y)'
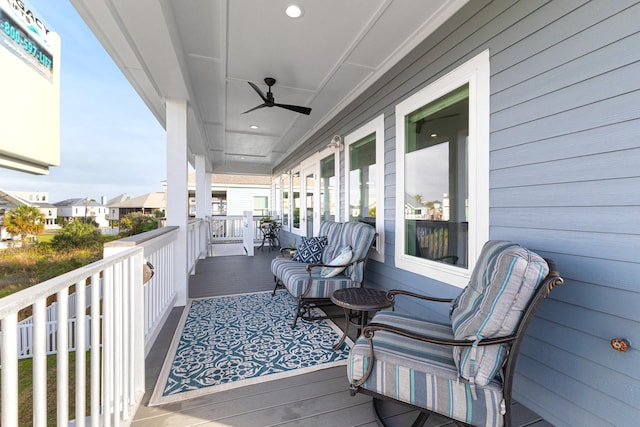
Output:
(487, 0), (640, 424)
(275, 0), (640, 425)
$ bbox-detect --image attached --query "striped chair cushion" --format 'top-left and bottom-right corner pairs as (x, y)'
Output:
(271, 257), (356, 298)
(320, 221), (376, 283)
(348, 311), (505, 427)
(450, 241), (549, 387)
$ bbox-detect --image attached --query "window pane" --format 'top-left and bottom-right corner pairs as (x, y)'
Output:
(305, 172), (314, 236)
(349, 133), (376, 230)
(282, 173), (289, 226)
(320, 154), (336, 222)
(292, 171), (300, 229)
(404, 84), (469, 268)
(253, 196), (268, 216)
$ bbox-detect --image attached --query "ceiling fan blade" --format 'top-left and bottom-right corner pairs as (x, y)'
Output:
(248, 82), (268, 103)
(242, 103), (268, 114)
(275, 103), (312, 115)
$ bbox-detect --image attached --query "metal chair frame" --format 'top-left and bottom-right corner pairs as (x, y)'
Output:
(350, 260), (564, 427)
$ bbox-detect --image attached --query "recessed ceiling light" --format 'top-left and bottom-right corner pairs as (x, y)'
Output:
(250, 124), (259, 129)
(285, 4), (303, 18)
(240, 157), (246, 160)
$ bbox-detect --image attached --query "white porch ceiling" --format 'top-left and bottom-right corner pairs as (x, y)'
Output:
(70, 0), (468, 175)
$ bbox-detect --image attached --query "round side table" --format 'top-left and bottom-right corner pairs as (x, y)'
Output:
(330, 287), (392, 351)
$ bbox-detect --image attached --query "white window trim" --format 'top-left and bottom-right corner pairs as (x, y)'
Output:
(344, 114), (385, 263)
(394, 49), (490, 288)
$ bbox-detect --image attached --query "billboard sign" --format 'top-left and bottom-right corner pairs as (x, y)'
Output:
(0, 0), (54, 81)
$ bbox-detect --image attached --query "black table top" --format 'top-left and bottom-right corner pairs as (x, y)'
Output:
(331, 287), (393, 311)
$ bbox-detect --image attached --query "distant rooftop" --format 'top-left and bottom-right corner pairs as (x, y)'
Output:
(109, 192), (166, 209)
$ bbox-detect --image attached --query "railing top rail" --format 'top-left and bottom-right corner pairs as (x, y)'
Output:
(103, 226), (179, 248)
(0, 246), (144, 319)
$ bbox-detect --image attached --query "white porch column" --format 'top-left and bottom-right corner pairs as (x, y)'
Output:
(205, 172), (212, 217)
(195, 155), (211, 218)
(166, 99), (188, 306)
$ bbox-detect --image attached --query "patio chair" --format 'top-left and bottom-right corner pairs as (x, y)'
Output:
(347, 240), (564, 427)
(271, 221), (377, 328)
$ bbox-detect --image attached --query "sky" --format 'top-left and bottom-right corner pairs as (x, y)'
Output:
(0, 0), (167, 203)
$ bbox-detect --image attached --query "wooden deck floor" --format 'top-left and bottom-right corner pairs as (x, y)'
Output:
(132, 246), (552, 427)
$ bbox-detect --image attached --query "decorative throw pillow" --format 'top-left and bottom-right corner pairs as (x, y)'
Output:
(321, 246), (353, 277)
(292, 236), (328, 263)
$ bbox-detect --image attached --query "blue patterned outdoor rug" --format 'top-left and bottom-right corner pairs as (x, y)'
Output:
(149, 290), (351, 406)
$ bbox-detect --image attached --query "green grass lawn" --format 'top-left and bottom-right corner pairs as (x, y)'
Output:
(0, 350), (94, 426)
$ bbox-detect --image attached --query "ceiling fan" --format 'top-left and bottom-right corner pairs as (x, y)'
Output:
(243, 77), (312, 115)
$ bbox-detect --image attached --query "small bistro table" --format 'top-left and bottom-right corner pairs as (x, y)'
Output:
(330, 287), (393, 351)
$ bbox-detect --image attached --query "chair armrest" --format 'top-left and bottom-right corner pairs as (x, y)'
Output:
(387, 289), (455, 304)
(305, 256), (368, 272)
(350, 322), (516, 389)
(362, 322), (516, 347)
(280, 247), (294, 256)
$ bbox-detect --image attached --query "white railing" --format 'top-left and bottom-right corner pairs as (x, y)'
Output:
(17, 316), (94, 359)
(15, 287), (97, 359)
(0, 248), (145, 427)
(104, 226), (179, 355)
(209, 215), (274, 242)
(187, 218), (208, 274)
(0, 226), (181, 426)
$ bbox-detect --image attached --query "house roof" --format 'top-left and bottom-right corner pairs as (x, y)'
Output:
(184, 173), (271, 187)
(106, 193), (131, 205)
(54, 198), (105, 207)
(0, 188), (31, 208)
(109, 192), (166, 209)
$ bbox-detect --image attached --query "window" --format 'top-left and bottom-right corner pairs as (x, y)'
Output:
(253, 196), (268, 216)
(282, 173), (290, 229)
(320, 153), (337, 222)
(395, 50), (489, 288)
(273, 177), (281, 219)
(345, 114), (385, 262)
(292, 170), (301, 230)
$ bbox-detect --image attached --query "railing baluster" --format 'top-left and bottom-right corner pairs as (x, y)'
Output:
(76, 279), (87, 427)
(1, 313), (18, 426)
(57, 287), (69, 426)
(113, 261), (122, 426)
(103, 265), (112, 427)
(91, 272), (101, 427)
(33, 299), (47, 426)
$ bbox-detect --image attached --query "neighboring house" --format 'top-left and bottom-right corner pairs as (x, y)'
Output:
(105, 193), (131, 223)
(54, 198), (109, 228)
(163, 173), (271, 217)
(108, 192), (166, 222)
(0, 189), (59, 239)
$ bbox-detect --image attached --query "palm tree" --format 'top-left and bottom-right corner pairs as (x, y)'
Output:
(4, 205), (45, 244)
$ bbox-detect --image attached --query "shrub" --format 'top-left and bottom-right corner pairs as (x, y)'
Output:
(119, 212), (158, 236)
(52, 221), (103, 250)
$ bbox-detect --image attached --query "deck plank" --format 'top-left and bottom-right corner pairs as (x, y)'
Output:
(133, 248), (549, 427)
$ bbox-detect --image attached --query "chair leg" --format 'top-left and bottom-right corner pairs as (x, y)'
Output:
(290, 299), (303, 328)
(373, 398), (430, 427)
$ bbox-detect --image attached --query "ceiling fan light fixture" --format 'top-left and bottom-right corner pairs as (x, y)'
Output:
(285, 4), (303, 18)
